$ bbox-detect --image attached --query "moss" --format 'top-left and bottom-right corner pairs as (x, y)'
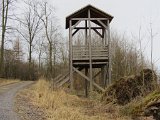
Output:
(140, 90), (160, 110)
(120, 89), (160, 117)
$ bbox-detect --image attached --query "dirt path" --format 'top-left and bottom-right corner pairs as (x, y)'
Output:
(0, 81), (34, 120)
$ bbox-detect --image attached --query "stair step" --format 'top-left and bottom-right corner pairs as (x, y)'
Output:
(57, 77), (70, 88)
(54, 68), (81, 88)
(53, 74), (63, 82)
(55, 73), (69, 84)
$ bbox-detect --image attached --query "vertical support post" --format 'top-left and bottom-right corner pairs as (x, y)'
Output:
(88, 9), (93, 91)
(101, 66), (105, 87)
(85, 20), (88, 97)
(104, 29), (107, 46)
(107, 20), (112, 85)
(102, 29), (104, 45)
(85, 68), (88, 97)
(104, 65), (107, 87)
(85, 20), (88, 45)
(69, 19), (73, 90)
(104, 27), (107, 87)
(106, 63), (109, 85)
(101, 66), (107, 88)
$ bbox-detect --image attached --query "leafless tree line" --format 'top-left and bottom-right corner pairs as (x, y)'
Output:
(0, 0), (68, 80)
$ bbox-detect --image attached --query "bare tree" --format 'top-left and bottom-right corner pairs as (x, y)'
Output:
(16, 0), (43, 67)
(0, 0), (10, 76)
(148, 23), (158, 82)
(111, 32), (147, 81)
(35, 36), (45, 70)
(137, 26), (146, 86)
(13, 36), (23, 61)
(38, 2), (60, 78)
(59, 41), (68, 68)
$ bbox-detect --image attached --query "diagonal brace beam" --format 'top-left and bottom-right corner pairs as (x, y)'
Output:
(93, 82), (105, 92)
(72, 20), (81, 29)
(93, 29), (103, 38)
(73, 67), (105, 92)
(73, 67), (90, 81)
(97, 20), (107, 29)
(93, 70), (101, 79)
(72, 29), (80, 36)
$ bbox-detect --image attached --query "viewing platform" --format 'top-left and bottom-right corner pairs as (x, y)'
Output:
(72, 45), (108, 68)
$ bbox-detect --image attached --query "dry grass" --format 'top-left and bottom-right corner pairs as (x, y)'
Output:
(0, 78), (20, 86)
(16, 79), (131, 120)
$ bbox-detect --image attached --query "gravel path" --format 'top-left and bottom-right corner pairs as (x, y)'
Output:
(0, 81), (34, 120)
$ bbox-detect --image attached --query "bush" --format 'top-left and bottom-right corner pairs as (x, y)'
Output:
(19, 63), (39, 81)
(2, 61), (39, 81)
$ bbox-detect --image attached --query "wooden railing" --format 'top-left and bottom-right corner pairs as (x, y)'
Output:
(72, 45), (108, 60)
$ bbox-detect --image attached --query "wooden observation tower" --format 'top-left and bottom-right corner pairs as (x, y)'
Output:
(63, 5), (113, 95)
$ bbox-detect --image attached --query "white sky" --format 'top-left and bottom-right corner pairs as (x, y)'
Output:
(49, 0), (160, 69)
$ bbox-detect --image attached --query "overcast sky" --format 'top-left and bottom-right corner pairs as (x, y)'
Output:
(48, 0), (160, 70)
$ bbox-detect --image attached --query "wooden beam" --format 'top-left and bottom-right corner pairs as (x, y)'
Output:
(72, 29), (79, 36)
(55, 73), (68, 84)
(102, 29), (104, 44)
(104, 29), (107, 45)
(93, 70), (101, 79)
(72, 20), (81, 29)
(57, 76), (70, 88)
(53, 74), (62, 82)
(85, 20), (88, 46)
(93, 82), (105, 92)
(84, 21), (88, 97)
(88, 9), (93, 91)
(97, 20), (107, 29)
(101, 66), (105, 88)
(74, 27), (103, 29)
(85, 68), (88, 97)
(93, 29), (103, 38)
(73, 67), (90, 81)
(107, 20), (112, 85)
(69, 19), (73, 90)
(71, 18), (108, 21)
(104, 65), (107, 88)
(73, 67), (105, 92)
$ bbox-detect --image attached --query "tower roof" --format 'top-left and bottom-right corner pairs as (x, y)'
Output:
(66, 4), (113, 29)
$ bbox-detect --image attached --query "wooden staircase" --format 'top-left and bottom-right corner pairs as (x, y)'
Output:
(54, 67), (83, 88)
(54, 73), (70, 88)
(53, 67), (105, 92)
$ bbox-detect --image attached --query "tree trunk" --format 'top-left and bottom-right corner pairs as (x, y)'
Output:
(0, 0), (9, 76)
(49, 43), (53, 77)
(29, 40), (32, 65)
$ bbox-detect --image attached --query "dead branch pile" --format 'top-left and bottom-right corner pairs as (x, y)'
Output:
(102, 69), (157, 105)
